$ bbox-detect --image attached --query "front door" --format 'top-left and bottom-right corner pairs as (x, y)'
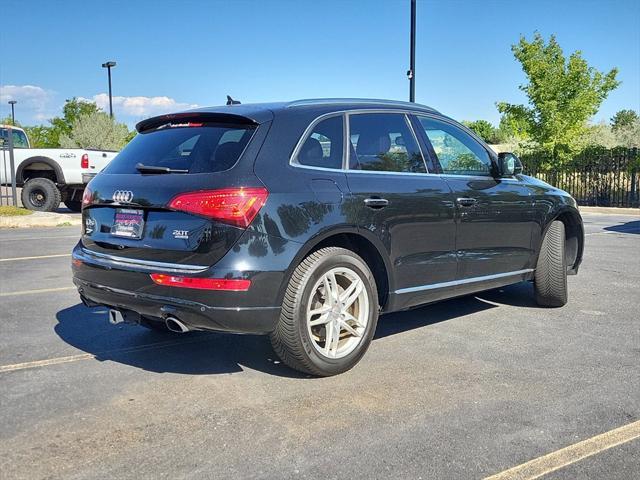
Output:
(344, 112), (457, 310)
(415, 115), (536, 280)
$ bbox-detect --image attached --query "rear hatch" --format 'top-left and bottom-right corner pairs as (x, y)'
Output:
(81, 114), (267, 267)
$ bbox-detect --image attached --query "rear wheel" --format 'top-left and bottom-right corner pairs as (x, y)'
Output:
(21, 177), (61, 212)
(534, 220), (568, 307)
(270, 247), (379, 376)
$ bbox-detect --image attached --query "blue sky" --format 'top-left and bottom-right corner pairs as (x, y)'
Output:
(1, 0), (638, 128)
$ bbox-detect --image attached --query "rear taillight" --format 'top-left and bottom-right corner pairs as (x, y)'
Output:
(82, 187), (93, 207)
(168, 187), (268, 227)
(150, 274), (251, 291)
(81, 153), (89, 169)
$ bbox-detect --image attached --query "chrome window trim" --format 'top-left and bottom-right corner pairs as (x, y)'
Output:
(414, 113), (498, 178)
(345, 110), (430, 175)
(289, 112), (346, 171)
(395, 269), (534, 295)
(288, 109), (522, 181)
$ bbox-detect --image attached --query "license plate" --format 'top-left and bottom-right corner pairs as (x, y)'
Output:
(111, 208), (144, 239)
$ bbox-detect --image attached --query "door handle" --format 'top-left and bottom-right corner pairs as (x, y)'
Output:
(456, 197), (477, 207)
(364, 197), (389, 209)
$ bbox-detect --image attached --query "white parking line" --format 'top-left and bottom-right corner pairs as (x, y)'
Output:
(0, 336), (215, 373)
(485, 420), (640, 480)
(0, 253), (71, 262)
(0, 234), (79, 242)
(0, 286), (76, 297)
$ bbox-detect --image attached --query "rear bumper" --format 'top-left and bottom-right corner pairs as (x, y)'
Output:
(72, 242), (285, 334)
(74, 277), (280, 334)
(82, 173), (97, 183)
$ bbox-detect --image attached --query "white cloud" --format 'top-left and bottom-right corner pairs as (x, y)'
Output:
(0, 84), (55, 120)
(82, 93), (199, 117)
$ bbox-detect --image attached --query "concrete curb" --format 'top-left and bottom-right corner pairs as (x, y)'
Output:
(579, 206), (639, 216)
(0, 211), (82, 228)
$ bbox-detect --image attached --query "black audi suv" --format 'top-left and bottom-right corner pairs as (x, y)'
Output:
(72, 99), (584, 376)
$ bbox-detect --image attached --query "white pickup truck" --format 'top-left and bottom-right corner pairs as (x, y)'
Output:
(0, 125), (118, 211)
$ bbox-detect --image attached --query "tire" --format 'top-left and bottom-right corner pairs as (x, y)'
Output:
(64, 199), (82, 212)
(270, 247), (379, 376)
(534, 220), (568, 307)
(21, 177), (61, 212)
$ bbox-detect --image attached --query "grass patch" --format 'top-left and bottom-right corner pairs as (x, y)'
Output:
(57, 222), (72, 227)
(0, 206), (33, 216)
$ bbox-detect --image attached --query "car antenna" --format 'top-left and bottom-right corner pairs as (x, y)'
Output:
(226, 95), (241, 105)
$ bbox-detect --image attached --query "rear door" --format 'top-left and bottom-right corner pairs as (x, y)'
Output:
(81, 116), (265, 267)
(344, 112), (457, 309)
(415, 115), (536, 280)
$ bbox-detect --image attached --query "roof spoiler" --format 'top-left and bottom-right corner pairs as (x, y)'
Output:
(136, 112), (258, 133)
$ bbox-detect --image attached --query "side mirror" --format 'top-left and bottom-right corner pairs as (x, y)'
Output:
(498, 152), (523, 176)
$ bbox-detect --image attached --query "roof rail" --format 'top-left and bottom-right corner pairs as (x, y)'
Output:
(286, 98), (438, 113)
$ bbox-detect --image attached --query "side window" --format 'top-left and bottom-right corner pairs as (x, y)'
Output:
(348, 113), (426, 173)
(418, 117), (492, 176)
(295, 115), (344, 169)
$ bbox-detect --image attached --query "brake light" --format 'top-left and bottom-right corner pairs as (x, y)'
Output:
(150, 274), (251, 291)
(82, 187), (93, 207)
(168, 187), (268, 227)
(81, 153), (89, 169)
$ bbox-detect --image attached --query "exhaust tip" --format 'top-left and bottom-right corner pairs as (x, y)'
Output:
(165, 316), (190, 333)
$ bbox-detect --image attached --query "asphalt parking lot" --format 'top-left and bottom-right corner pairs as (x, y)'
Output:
(1, 212), (638, 479)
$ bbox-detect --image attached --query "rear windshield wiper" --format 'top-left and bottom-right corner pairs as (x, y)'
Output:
(135, 163), (189, 174)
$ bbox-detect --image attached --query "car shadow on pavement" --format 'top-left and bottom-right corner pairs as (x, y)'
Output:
(604, 220), (640, 235)
(55, 282), (537, 377)
(375, 281), (538, 339)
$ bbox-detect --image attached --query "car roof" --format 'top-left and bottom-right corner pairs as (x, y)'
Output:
(0, 124), (26, 132)
(137, 99), (441, 131)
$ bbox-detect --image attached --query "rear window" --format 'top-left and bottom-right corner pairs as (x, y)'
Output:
(0, 128), (29, 148)
(104, 123), (255, 174)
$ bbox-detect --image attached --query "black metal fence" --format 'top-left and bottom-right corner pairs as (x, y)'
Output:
(0, 126), (18, 207)
(521, 147), (639, 208)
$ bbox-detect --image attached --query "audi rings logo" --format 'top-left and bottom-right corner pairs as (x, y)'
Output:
(112, 190), (134, 203)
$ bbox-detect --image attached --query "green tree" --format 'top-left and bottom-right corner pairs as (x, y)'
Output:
(23, 125), (58, 148)
(611, 109), (639, 131)
(462, 120), (495, 142)
(48, 98), (101, 146)
(497, 32), (619, 164)
(59, 111), (130, 150)
(1, 116), (20, 127)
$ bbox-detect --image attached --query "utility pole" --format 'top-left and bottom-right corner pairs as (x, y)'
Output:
(8, 100), (17, 124)
(101, 61), (117, 118)
(408, 0), (416, 102)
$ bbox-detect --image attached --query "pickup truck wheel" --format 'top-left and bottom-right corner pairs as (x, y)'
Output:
(21, 178), (61, 212)
(270, 247), (379, 376)
(534, 220), (568, 307)
(63, 199), (82, 212)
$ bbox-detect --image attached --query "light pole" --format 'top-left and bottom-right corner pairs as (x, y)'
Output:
(101, 61), (116, 118)
(8, 100), (17, 124)
(407, 0), (416, 102)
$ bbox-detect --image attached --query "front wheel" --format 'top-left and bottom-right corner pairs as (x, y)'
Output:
(21, 177), (61, 212)
(270, 247), (379, 376)
(534, 220), (568, 307)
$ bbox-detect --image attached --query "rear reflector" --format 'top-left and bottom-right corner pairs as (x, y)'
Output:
(81, 153), (89, 169)
(82, 187), (93, 207)
(150, 273), (251, 291)
(168, 187), (268, 227)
